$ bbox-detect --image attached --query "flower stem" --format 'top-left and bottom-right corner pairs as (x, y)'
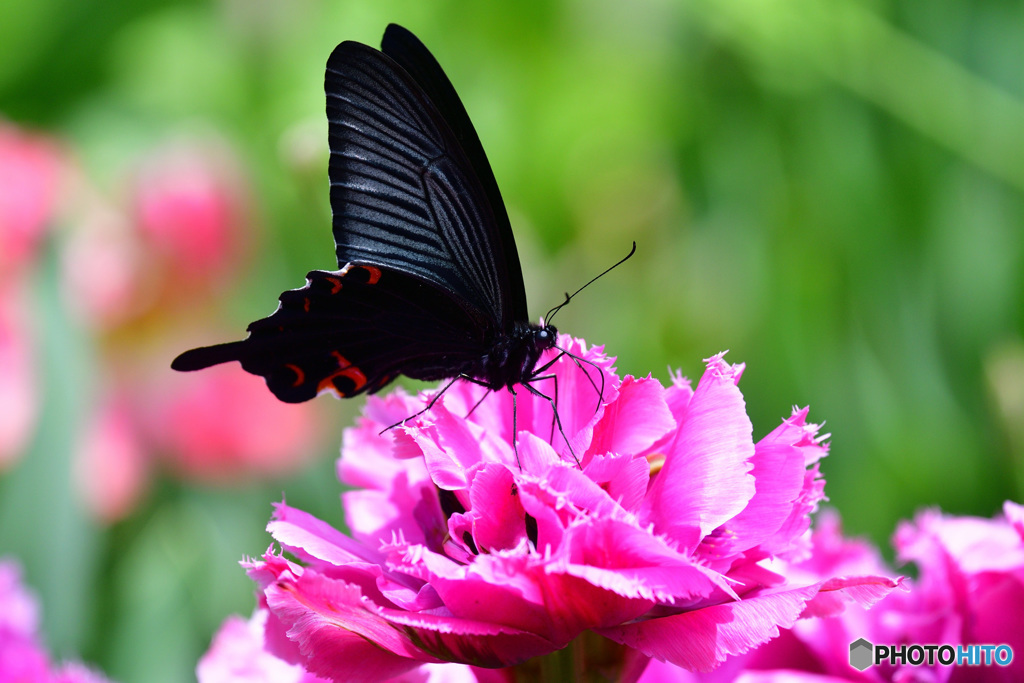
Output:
(514, 632), (631, 683)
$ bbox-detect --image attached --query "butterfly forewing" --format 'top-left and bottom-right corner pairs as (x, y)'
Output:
(379, 25), (528, 323)
(326, 39), (518, 333)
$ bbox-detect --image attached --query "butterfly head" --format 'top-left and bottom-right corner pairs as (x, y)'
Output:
(533, 323), (557, 354)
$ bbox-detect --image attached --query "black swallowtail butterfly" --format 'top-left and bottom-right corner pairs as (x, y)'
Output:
(172, 24), (628, 433)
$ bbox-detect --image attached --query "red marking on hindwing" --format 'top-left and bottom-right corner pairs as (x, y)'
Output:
(339, 263), (382, 285)
(317, 351), (368, 397)
(324, 276), (342, 294)
(360, 265), (382, 284)
(303, 297), (311, 312)
(285, 363), (306, 387)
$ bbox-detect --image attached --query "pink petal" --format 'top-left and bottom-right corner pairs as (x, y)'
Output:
(339, 394), (431, 490)
(1005, 500), (1024, 540)
(697, 408), (827, 564)
(343, 469), (445, 550)
(415, 553), (557, 640)
(587, 376), (675, 459)
(132, 139), (246, 285)
(268, 502), (385, 566)
(597, 584), (821, 672)
(145, 364), (321, 482)
(406, 406), (488, 490)
(463, 464), (525, 552)
(583, 453), (651, 514)
(268, 568), (558, 673)
(518, 336), (620, 458)
(797, 574), (906, 619)
(264, 575), (440, 682)
(556, 516), (729, 604)
(641, 355), (756, 552)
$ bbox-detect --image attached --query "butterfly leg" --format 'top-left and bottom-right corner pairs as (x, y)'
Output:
(464, 388), (491, 420)
(380, 374), (490, 434)
(522, 380), (579, 467)
(550, 344), (606, 414)
(525, 372), (560, 444)
(531, 350), (566, 376)
(510, 386), (520, 469)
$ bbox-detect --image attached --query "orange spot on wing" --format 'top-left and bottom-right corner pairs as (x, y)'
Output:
(360, 265), (382, 284)
(324, 276), (343, 294)
(338, 263), (381, 285)
(285, 363), (306, 387)
(303, 297), (311, 312)
(317, 351), (368, 396)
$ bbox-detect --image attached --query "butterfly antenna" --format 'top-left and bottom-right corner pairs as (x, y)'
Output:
(544, 242), (637, 324)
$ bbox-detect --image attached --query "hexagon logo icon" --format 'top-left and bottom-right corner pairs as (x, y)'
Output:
(849, 638), (874, 671)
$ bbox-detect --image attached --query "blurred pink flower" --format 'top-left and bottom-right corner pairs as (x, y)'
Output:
(198, 609), (330, 683)
(0, 632), (51, 683)
(642, 503), (1023, 682)
(59, 198), (144, 329)
(142, 363), (321, 483)
(231, 341), (898, 680)
(0, 560), (40, 639)
(131, 140), (247, 288)
(0, 121), (63, 280)
(0, 558), (114, 683)
(0, 121), (58, 470)
(68, 361), (326, 521)
(0, 284), (39, 471)
(890, 502), (1024, 682)
(73, 390), (150, 523)
(60, 137), (249, 328)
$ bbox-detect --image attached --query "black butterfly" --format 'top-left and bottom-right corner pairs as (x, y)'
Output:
(173, 24), (617, 425)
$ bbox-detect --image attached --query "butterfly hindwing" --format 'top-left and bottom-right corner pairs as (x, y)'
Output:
(325, 36), (520, 334)
(173, 265), (492, 403)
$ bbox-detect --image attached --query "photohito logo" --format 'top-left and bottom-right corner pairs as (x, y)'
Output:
(849, 638), (1014, 671)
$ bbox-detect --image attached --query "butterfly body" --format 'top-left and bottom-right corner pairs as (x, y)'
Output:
(475, 320), (557, 391)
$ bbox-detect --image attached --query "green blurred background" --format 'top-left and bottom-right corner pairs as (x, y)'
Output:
(2, 0), (1023, 680)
